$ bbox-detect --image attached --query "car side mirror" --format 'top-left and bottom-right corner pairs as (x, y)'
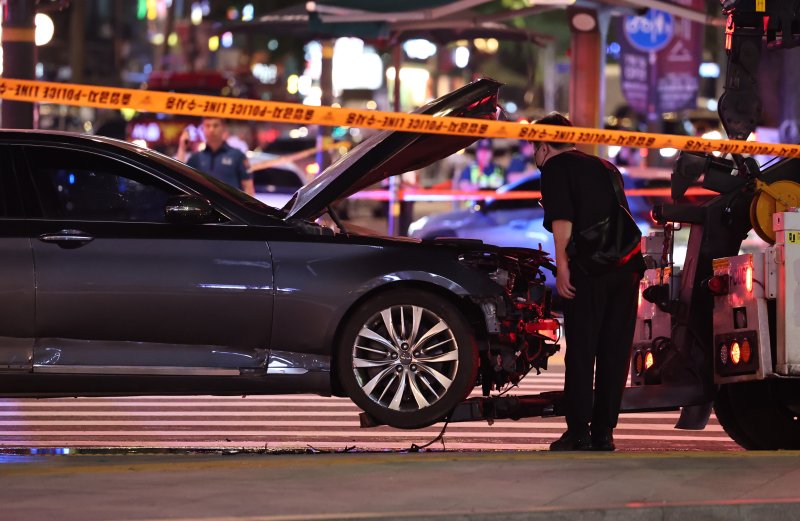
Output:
(165, 195), (215, 224)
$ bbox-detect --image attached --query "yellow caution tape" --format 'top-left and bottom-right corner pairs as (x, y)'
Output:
(2, 78), (800, 158)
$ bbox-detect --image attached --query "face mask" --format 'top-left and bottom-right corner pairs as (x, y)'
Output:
(534, 145), (546, 169)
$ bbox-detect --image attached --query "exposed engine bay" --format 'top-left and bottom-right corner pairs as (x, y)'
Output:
(458, 246), (560, 396)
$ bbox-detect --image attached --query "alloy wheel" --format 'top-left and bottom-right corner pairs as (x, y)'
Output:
(351, 305), (459, 412)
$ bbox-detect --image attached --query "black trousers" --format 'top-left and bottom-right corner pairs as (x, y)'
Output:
(562, 267), (640, 433)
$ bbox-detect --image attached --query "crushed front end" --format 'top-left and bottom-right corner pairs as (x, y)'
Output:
(459, 247), (561, 396)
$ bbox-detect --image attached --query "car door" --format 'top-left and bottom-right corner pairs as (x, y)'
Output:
(18, 144), (273, 376)
(0, 145), (34, 372)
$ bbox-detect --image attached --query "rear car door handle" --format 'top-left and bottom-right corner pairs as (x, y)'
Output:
(38, 229), (94, 245)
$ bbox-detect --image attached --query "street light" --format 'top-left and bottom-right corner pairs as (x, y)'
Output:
(34, 13), (54, 46)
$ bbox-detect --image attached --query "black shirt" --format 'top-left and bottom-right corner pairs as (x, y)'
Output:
(540, 149), (645, 274)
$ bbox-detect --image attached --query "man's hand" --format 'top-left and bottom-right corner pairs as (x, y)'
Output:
(175, 128), (190, 162)
(557, 264), (576, 299)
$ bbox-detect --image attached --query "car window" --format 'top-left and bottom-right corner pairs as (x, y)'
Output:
(252, 168), (304, 192)
(0, 147), (23, 218)
(24, 147), (183, 222)
(484, 176), (541, 212)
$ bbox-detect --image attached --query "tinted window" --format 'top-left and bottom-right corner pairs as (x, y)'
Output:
(0, 147), (22, 218)
(252, 167), (303, 193)
(25, 147), (181, 222)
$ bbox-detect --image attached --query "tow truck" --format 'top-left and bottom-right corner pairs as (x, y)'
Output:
(363, 0), (800, 450)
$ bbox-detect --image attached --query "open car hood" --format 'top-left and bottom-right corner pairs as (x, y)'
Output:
(284, 78), (502, 221)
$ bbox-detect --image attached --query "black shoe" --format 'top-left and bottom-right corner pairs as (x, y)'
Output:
(591, 430), (615, 451)
(549, 430), (592, 451)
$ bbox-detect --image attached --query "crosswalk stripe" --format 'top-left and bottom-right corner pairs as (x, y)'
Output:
(0, 420), (727, 432)
(8, 440), (557, 450)
(0, 367), (738, 450)
(0, 411), (709, 420)
(0, 430), (735, 441)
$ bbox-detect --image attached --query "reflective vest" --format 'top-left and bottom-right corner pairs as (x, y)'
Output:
(469, 163), (504, 189)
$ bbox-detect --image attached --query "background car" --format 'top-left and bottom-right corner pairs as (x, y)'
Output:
(408, 172), (657, 292)
(247, 152), (306, 209)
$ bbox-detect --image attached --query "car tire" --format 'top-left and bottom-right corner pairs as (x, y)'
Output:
(713, 385), (758, 450)
(716, 381), (800, 450)
(337, 288), (478, 429)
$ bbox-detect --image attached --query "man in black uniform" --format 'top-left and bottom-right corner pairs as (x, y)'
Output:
(533, 112), (645, 451)
(177, 117), (254, 196)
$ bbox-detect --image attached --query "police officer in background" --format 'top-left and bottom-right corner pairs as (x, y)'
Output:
(458, 138), (506, 191)
(534, 112), (645, 452)
(177, 117), (255, 196)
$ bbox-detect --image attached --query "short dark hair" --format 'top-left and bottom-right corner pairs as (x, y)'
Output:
(531, 111), (574, 149)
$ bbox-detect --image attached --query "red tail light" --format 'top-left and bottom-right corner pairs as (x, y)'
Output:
(741, 339), (752, 364)
(707, 274), (730, 296)
(745, 266), (753, 293)
(525, 319), (560, 341)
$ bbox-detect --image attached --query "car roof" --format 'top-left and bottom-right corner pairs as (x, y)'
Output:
(248, 152), (305, 176)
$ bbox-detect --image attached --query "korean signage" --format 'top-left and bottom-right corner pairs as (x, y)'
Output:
(619, 0), (703, 116)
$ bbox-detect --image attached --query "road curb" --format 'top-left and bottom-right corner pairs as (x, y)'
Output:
(256, 501), (800, 521)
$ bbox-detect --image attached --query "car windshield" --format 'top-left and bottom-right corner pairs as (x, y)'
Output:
(138, 147), (287, 218)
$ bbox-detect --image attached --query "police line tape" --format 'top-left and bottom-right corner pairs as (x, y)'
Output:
(348, 186), (715, 202)
(2, 78), (798, 158)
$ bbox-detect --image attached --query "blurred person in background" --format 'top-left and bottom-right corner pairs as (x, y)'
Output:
(506, 139), (537, 182)
(177, 117), (254, 196)
(458, 138), (506, 191)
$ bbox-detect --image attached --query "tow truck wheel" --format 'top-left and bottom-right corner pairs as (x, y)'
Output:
(716, 381), (800, 450)
(713, 386), (759, 450)
(337, 289), (478, 429)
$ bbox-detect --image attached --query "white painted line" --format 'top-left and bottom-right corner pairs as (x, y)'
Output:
(0, 411), (704, 420)
(0, 430), (735, 441)
(0, 401), (363, 408)
(0, 440), (554, 450)
(0, 420), (727, 431)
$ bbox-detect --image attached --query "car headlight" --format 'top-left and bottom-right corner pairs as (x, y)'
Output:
(488, 268), (513, 291)
(458, 252), (514, 291)
(407, 216), (428, 236)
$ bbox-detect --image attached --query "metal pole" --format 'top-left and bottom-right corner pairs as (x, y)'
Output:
(567, 8), (601, 155)
(388, 44), (402, 236)
(597, 8), (611, 159)
(2, 0), (36, 129)
(543, 44), (555, 113)
(317, 40), (334, 172)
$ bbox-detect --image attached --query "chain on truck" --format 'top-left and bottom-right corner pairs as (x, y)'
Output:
(367, 0), (800, 450)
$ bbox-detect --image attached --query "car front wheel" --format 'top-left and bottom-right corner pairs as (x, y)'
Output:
(337, 289), (478, 429)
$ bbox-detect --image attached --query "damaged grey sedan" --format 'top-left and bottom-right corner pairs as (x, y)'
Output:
(0, 79), (560, 428)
